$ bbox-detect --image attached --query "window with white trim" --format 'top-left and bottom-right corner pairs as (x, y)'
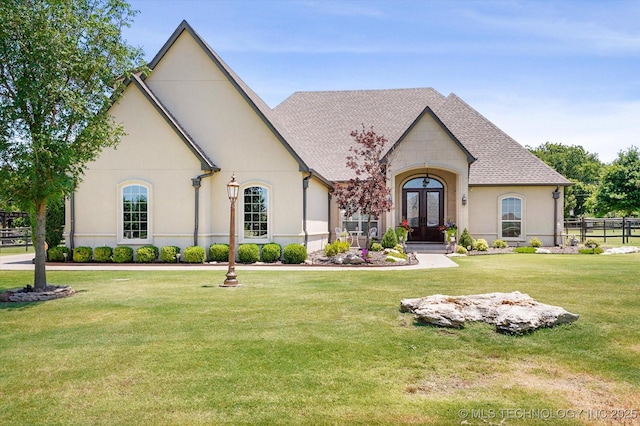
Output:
(500, 196), (523, 239)
(341, 210), (379, 237)
(243, 186), (268, 240)
(120, 183), (150, 242)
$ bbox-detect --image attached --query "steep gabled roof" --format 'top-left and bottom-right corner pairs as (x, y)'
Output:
(273, 88), (466, 181)
(274, 88), (571, 186)
(433, 94), (571, 186)
(146, 20), (331, 186)
(126, 74), (218, 171)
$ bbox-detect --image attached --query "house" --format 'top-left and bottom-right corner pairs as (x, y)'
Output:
(65, 20), (571, 256)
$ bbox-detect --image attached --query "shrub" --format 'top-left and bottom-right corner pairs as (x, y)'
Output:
(94, 246), (113, 262)
(261, 243), (281, 263)
(515, 246), (537, 254)
(73, 246), (93, 263)
(337, 241), (351, 253)
(370, 242), (383, 252)
(393, 244), (404, 253)
(209, 244), (229, 262)
(456, 245), (468, 254)
(283, 244), (307, 264)
(47, 246), (69, 262)
(160, 246), (181, 263)
(183, 246), (206, 263)
(136, 246), (157, 263)
(473, 238), (489, 251)
(579, 247), (604, 255)
(584, 239), (600, 248)
(529, 238), (543, 248)
(381, 227), (399, 248)
(492, 239), (508, 249)
(459, 228), (474, 249)
(324, 242), (340, 257)
(238, 243), (260, 264)
(113, 246), (133, 263)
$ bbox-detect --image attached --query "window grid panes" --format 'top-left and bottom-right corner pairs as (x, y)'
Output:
(243, 186), (268, 239)
(123, 185), (148, 240)
(501, 197), (522, 238)
(341, 211), (379, 237)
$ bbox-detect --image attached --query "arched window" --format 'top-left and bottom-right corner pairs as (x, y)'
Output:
(500, 195), (523, 239)
(119, 182), (151, 243)
(243, 186), (269, 241)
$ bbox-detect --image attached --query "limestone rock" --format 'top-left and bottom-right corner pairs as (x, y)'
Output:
(400, 291), (579, 334)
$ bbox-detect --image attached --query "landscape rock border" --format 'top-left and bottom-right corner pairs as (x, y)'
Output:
(0, 285), (75, 303)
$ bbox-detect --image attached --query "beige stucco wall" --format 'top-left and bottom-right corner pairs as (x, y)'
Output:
(66, 29), (331, 258)
(385, 113), (470, 236)
(468, 185), (564, 247)
(67, 82), (205, 250)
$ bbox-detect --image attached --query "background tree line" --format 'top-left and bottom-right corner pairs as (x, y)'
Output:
(528, 143), (640, 218)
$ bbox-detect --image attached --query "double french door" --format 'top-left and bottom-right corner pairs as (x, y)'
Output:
(402, 178), (444, 242)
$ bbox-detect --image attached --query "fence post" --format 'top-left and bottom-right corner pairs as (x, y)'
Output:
(581, 217), (586, 242)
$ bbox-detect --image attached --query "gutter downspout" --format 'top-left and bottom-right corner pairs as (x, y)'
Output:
(552, 186), (560, 246)
(302, 172), (312, 247)
(192, 171), (214, 247)
(328, 192), (332, 243)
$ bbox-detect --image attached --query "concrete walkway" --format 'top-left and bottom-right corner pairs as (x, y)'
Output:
(0, 252), (458, 272)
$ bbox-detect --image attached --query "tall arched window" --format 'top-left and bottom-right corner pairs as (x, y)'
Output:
(119, 182), (151, 243)
(500, 195), (523, 239)
(243, 186), (269, 241)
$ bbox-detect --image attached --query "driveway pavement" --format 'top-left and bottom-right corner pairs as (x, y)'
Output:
(0, 253), (458, 272)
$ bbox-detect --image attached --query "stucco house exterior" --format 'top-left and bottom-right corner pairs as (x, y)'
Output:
(65, 20), (571, 256)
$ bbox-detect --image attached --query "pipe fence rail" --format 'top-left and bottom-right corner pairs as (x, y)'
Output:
(0, 227), (32, 251)
(564, 217), (640, 244)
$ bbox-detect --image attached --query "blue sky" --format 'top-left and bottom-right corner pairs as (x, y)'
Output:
(124, 0), (640, 163)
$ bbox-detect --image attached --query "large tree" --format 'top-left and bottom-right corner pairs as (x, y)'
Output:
(595, 147), (640, 217)
(528, 142), (604, 216)
(0, 0), (145, 289)
(334, 125), (393, 250)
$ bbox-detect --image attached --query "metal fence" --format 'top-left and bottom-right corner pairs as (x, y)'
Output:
(0, 227), (32, 250)
(564, 217), (640, 244)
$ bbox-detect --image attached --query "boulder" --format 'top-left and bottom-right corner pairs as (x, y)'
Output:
(400, 291), (578, 334)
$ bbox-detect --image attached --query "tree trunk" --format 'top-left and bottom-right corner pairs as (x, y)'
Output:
(33, 199), (47, 290)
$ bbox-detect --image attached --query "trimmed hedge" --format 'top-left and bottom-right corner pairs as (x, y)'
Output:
(136, 246), (158, 263)
(73, 246), (93, 263)
(473, 238), (489, 252)
(94, 246), (113, 262)
(209, 244), (229, 262)
(47, 246), (69, 262)
(113, 246), (133, 263)
(529, 238), (543, 248)
(283, 244), (307, 264)
(261, 243), (281, 263)
(492, 239), (508, 249)
(183, 246), (206, 263)
(238, 243), (260, 264)
(459, 228), (474, 249)
(160, 246), (181, 263)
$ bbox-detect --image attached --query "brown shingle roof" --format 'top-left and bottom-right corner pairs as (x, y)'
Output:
(274, 88), (571, 186)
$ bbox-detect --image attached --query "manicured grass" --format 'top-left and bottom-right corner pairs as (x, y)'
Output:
(1, 254), (639, 425)
(0, 245), (33, 256)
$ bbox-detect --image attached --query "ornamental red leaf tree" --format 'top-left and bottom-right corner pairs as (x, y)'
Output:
(334, 125), (393, 250)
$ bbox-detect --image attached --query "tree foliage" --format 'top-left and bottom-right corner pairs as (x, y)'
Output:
(595, 147), (640, 217)
(528, 142), (604, 217)
(334, 125), (393, 249)
(0, 0), (146, 288)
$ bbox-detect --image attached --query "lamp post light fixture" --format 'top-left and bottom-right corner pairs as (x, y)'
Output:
(222, 173), (241, 287)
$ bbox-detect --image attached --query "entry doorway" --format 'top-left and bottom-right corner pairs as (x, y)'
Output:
(402, 176), (444, 242)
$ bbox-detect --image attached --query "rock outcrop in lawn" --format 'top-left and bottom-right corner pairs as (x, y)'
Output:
(400, 291), (579, 334)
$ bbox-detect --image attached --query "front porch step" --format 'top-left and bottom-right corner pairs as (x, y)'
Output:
(405, 243), (450, 254)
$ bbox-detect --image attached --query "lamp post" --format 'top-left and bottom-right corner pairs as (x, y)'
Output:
(222, 174), (240, 287)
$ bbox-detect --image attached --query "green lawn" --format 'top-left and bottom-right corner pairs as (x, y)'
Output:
(0, 245), (33, 256)
(1, 254), (639, 425)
